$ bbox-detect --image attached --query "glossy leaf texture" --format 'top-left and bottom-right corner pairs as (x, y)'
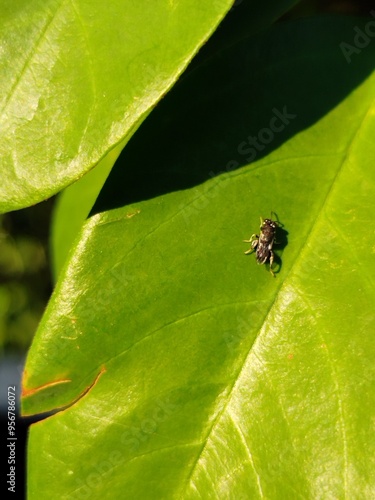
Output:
(49, 0), (300, 279)
(50, 140), (123, 281)
(0, 0), (236, 212)
(23, 17), (375, 499)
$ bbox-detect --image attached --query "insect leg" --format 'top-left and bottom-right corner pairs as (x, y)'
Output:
(243, 233), (258, 243)
(244, 235), (258, 254)
(269, 250), (275, 276)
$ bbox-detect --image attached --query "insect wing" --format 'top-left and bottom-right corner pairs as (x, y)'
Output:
(256, 244), (270, 264)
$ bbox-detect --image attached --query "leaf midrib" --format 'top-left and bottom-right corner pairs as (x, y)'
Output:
(181, 94), (374, 498)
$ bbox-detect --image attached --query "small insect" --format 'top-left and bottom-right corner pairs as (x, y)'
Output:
(244, 217), (278, 276)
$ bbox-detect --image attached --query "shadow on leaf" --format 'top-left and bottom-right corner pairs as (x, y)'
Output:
(92, 16), (375, 215)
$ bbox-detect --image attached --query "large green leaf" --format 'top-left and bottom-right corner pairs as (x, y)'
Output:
(23, 17), (375, 498)
(0, 0), (236, 213)
(49, 0), (301, 279)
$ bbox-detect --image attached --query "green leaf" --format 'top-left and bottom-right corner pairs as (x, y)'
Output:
(48, 0), (300, 277)
(50, 140), (123, 281)
(0, 0), (236, 213)
(24, 17), (375, 498)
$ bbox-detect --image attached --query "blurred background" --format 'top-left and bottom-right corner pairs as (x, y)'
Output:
(0, 0), (373, 496)
(0, 203), (53, 355)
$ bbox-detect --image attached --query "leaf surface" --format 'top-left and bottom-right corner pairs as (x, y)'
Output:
(24, 17), (375, 499)
(50, 141), (123, 280)
(48, 0), (300, 276)
(0, 0), (235, 212)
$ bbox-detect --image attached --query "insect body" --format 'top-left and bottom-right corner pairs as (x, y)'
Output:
(244, 217), (278, 276)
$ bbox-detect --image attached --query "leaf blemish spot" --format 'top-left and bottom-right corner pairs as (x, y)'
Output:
(126, 209), (141, 219)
